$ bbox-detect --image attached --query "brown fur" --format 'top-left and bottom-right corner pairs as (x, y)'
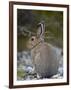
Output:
(27, 36), (59, 78)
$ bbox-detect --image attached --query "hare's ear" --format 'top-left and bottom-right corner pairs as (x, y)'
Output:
(37, 21), (45, 40)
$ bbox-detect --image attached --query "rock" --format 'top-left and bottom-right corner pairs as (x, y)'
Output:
(51, 74), (63, 79)
(26, 66), (35, 73)
(58, 67), (63, 76)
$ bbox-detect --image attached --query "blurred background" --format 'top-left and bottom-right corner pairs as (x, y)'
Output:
(17, 9), (63, 51)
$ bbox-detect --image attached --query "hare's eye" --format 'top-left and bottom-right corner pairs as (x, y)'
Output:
(31, 38), (34, 41)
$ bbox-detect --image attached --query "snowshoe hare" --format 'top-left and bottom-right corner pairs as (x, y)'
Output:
(27, 21), (59, 78)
